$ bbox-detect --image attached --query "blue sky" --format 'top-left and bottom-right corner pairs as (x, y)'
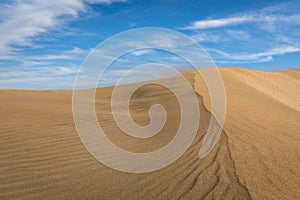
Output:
(0, 0), (299, 89)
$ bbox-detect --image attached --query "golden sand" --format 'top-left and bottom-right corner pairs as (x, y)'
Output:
(0, 68), (299, 199)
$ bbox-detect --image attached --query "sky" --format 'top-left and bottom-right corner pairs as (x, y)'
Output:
(0, 0), (299, 89)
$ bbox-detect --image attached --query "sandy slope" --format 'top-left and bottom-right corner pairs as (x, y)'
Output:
(0, 68), (299, 199)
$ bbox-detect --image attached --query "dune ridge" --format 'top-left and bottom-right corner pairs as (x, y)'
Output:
(194, 68), (300, 199)
(0, 68), (299, 199)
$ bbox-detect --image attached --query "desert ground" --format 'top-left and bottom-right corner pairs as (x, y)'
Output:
(0, 68), (299, 199)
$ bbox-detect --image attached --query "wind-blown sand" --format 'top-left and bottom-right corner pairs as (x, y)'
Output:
(0, 68), (299, 199)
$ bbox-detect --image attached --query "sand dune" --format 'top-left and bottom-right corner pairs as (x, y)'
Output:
(0, 68), (299, 199)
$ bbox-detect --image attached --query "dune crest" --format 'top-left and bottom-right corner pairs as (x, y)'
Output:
(194, 68), (300, 199)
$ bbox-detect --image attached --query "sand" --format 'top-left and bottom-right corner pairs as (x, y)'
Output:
(0, 68), (299, 199)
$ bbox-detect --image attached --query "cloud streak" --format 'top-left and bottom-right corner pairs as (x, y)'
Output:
(209, 46), (300, 62)
(184, 16), (251, 30)
(184, 9), (300, 30)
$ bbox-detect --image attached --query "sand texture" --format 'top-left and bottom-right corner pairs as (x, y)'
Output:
(0, 68), (299, 199)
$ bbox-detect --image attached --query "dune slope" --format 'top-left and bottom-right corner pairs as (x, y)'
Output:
(0, 68), (299, 199)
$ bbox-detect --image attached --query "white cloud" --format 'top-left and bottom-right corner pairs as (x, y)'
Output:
(67, 47), (87, 54)
(184, 8), (300, 30)
(12, 47), (88, 62)
(209, 46), (300, 62)
(251, 46), (300, 58)
(215, 56), (273, 64)
(184, 16), (252, 30)
(0, 65), (78, 80)
(192, 30), (250, 43)
(0, 1), (84, 50)
(131, 49), (154, 56)
(56, 66), (79, 75)
(84, 0), (127, 4)
(0, 0), (126, 54)
(192, 32), (223, 42)
(226, 30), (250, 39)
(32, 54), (75, 60)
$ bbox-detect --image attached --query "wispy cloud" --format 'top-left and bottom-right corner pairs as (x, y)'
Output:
(0, 46), (87, 62)
(184, 8), (300, 30)
(0, 64), (80, 89)
(226, 30), (250, 40)
(192, 32), (223, 43)
(184, 3), (300, 65)
(29, 47), (87, 61)
(192, 30), (250, 43)
(131, 49), (154, 56)
(0, 0), (126, 54)
(85, 0), (127, 4)
(184, 16), (252, 30)
(0, 1), (83, 51)
(209, 46), (300, 62)
(0, 66), (78, 79)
